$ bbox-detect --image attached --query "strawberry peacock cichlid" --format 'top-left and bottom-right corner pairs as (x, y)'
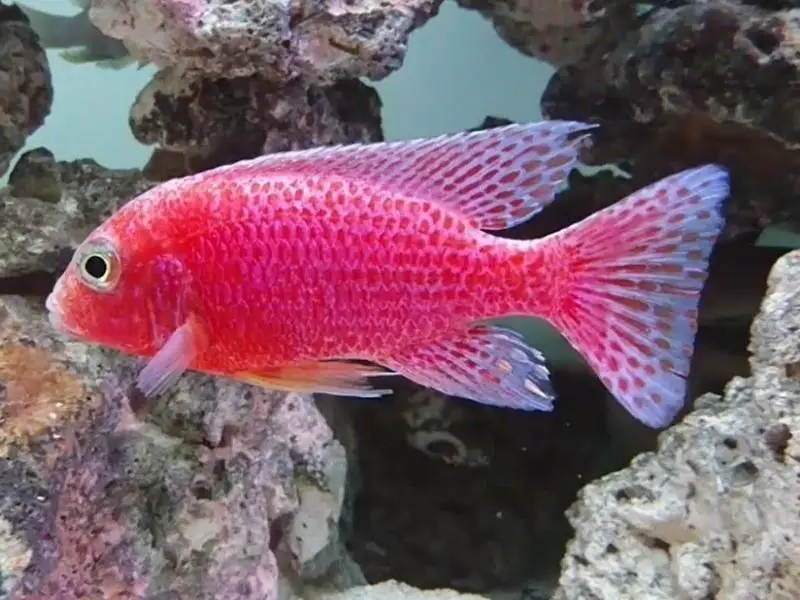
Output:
(45, 121), (730, 428)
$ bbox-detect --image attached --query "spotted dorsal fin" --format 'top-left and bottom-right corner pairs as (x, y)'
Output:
(200, 120), (597, 231)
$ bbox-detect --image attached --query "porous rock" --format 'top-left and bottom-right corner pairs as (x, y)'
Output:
(0, 148), (154, 279)
(544, 1), (800, 145)
(454, 0), (637, 67)
(497, 19), (621, 68)
(130, 67), (383, 165)
(319, 579), (490, 599)
(0, 4), (53, 178)
(553, 249), (800, 599)
(0, 293), (361, 599)
(89, 0), (442, 84)
(0, 150), (362, 596)
(540, 1), (800, 239)
(456, 0), (613, 30)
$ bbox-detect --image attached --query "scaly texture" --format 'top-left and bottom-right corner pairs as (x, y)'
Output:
(48, 122), (730, 428)
(48, 120), (595, 368)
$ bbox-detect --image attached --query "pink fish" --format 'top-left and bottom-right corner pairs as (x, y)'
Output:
(45, 121), (729, 428)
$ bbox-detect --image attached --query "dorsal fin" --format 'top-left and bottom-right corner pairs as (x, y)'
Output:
(203, 120), (597, 231)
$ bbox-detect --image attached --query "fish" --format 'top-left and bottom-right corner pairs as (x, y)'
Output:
(45, 120), (731, 429)
(18, 0), (145, 69)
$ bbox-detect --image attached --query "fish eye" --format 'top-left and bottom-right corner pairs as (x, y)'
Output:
(84, 255), (108, 280)
(77, 242), (120, 291)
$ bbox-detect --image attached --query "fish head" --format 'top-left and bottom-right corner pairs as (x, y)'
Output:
(46, 211), (184, 358)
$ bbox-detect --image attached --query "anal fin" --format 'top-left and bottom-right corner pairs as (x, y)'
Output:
(230, 360), (396, 398)
(380, 325), (555, 411)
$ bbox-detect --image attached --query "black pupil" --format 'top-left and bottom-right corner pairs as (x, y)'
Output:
(84, 255), (108, 280)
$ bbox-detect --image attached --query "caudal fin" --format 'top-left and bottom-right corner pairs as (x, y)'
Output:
(541, 164), (730, 428)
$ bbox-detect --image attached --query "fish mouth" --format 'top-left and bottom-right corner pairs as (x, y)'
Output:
(45, 292), (80, 338)
(45, 290), (58, 314)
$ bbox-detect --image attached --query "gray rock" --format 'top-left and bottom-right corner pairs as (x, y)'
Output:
(1, 72), (383, 281)
(318, 580), (490, 599)
(456, 0), (613, 29)
(540, 1), (800, 240)
(130, 68), (383, 162)
(454, 0), (637, 68)
(0, 148), (153, 278)
(90, 0), (443, 84)
(0, 147), (364, 596)
(0, 4), (53, 178)
(0, 292), (362, 599)
(553, 250), (800, 599)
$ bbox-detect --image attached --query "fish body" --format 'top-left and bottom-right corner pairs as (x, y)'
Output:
(18, 0), (141, 69)
(46, 121), (730, 429)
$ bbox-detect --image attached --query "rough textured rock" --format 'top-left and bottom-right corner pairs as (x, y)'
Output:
(89, 0), (443, 84)
(553, 249), (800, 599)
(130, 68), (383, 166)
(0, 148), (363, 598)
(501, 19), (619, 68)
(0, 294), (361, 599)
(0, 4), (53, 178)
(544, 2), (800, 146)
(540, 1), (800, 240)
(0, 148), (153, 279)
(454, 1), (637, 67)
(457, 0), (613, 29)
(320, 580), (490, 599)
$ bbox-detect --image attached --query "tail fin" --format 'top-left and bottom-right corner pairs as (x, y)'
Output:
(540, 165), (730, 428)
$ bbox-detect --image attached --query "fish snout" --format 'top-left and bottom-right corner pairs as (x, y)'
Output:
(45, 284), (80, 337)
(45, 289), (59, 315)
(45, 289), (68, 334)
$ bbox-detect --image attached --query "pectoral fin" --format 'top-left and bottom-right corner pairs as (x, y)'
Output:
(136, 316), (208, 399)
(231, 360), (396, 397)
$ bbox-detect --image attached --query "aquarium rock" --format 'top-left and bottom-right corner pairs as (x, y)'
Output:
(554, 249), (800, 599)
(457, 0), (612, 29)
(506, 20), (624, 68)
(400, 388), (490, 467)
(0, 149), (153, 279)
(0, 4), (53, 178)
(0, 292), (361, 598)
(130, 68), (383, 165)
(540, 0), (800, 239)
(454, 0), (636, 67)
(319, 580), (491, 599)
(543, 1), (800, 147)
(89, 0), (443, 84)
